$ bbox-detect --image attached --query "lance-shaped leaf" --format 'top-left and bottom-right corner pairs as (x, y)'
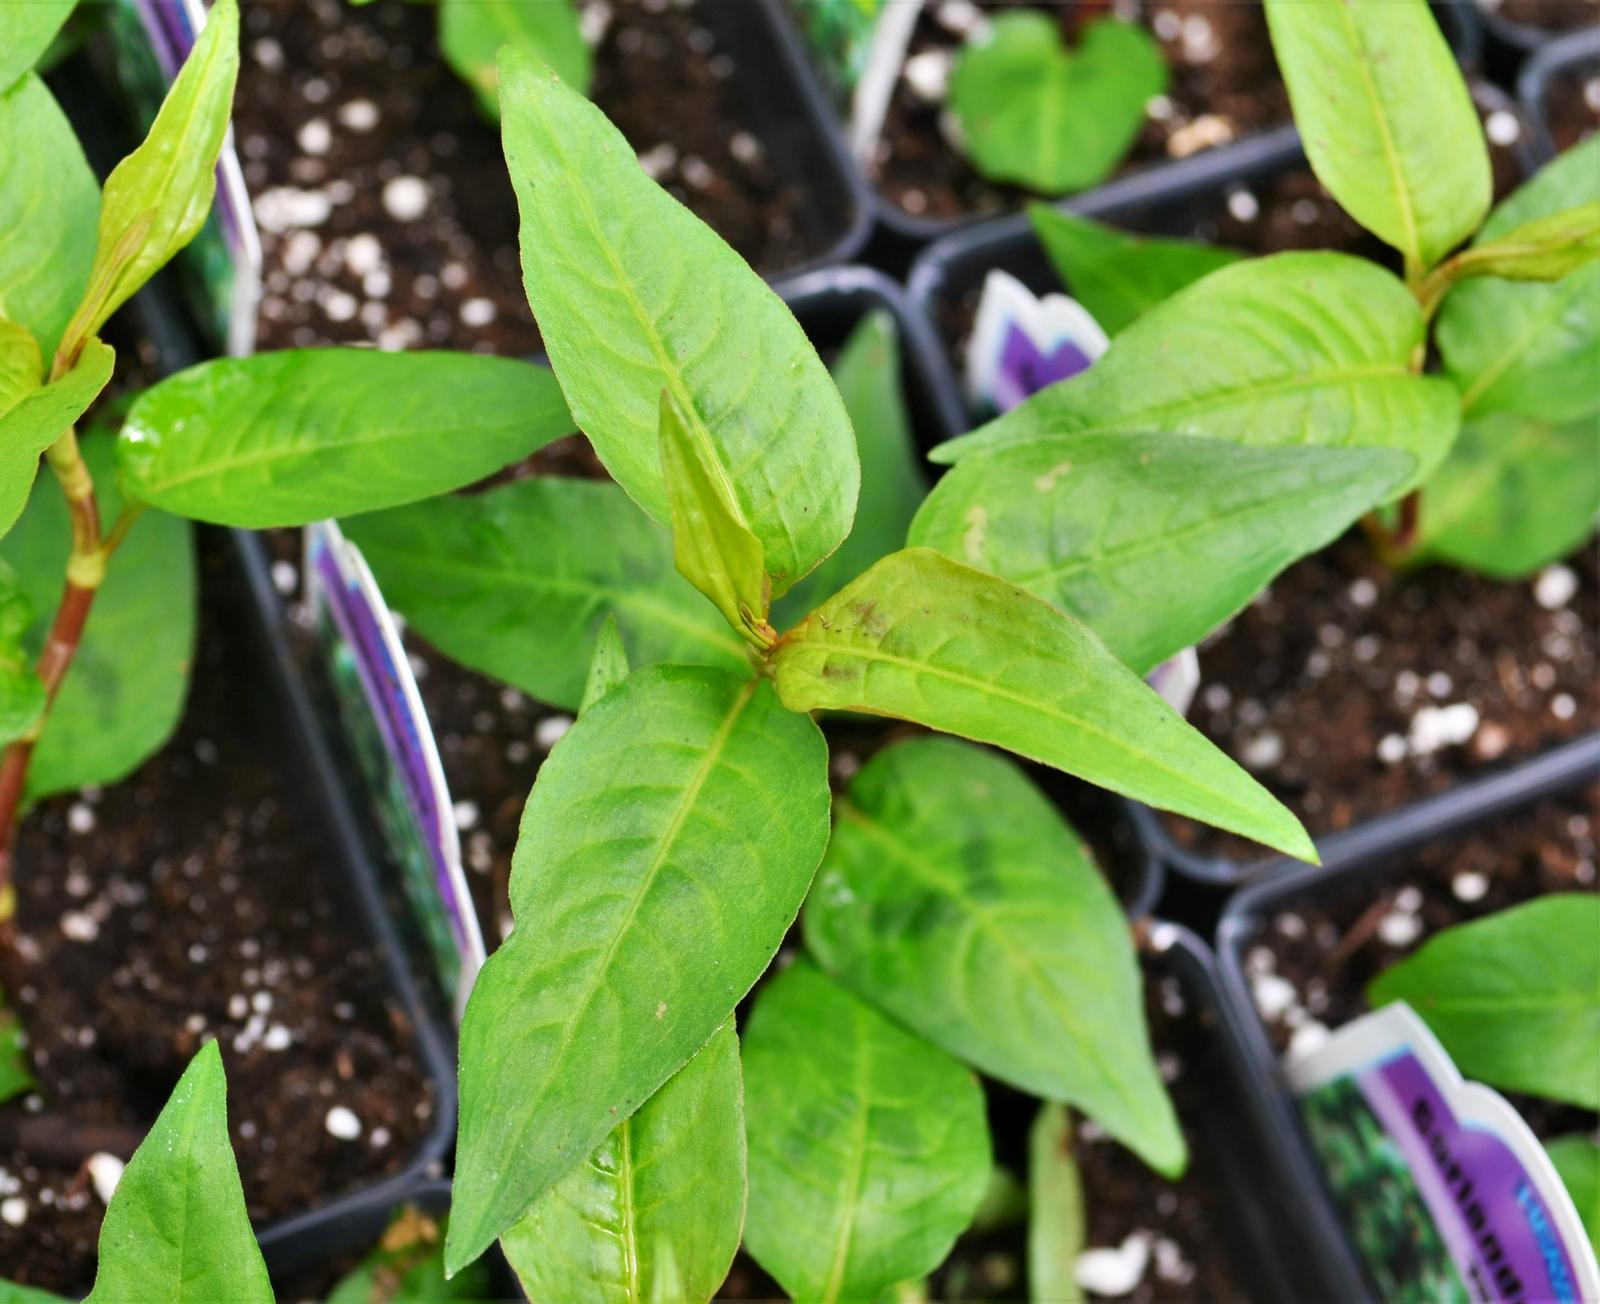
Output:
(1263, 0), (1488, 271)
(118, 348), (573, 526)
(1028, 206), (1244, 336)
(933, 253), (1457, 495)
(59, 0), (238, 358)
(804, 737), (1184, 1174)
(345, 477), (745, 712)
(440, 0), (591, 117)
(1368, 895), (1600, 1109)
(1439, 137), (1600, 424)
(500, 1019), (745, 1303)
(1, 430), (194, 799)
(0, 0), (77, 91)
(743, 962), (991, 1303)
(0, 337), (113, 539)
(448, 667), (829, 1272)
(0, 559), (43, 746)
(1028, 1105), (1087, 1304)
(498, 51), (859, 595)
(580, 615), (630, 714)
(1445, 201), (1600, 285)
(86, 1041), (271, 1303)
(1547, 1135), (1600, 1255)
(0, 74), (98, 360)
(659, 390), (772, 648)
(1415, 410), (1599, 579)
(773, 548), (1314, 862)
(910, 433), (1411, 675)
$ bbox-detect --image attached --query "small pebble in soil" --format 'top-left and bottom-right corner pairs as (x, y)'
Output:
(381, 176), (429, 222)
(337, 97), (380, 132)
(1076, 1231), (1152, 1296)
(453, 800), (479, 831)
(535, 715), (573, 750)
(904, 48), (953, 103)
(1452, 870), (1490, 903)
(324, 1105), (362, 1141)
(86, 1154), (124, 1205)
(1536, 564), (1579, 611)
(58, 911), (98, 943)
(66, 803), (95, 835)
(1484, 109), (1522, 147)
(1407, 702), (1479, 756)
(1376, 909), (1422, 947)
(1289, 1020), (1330, 1058)
(0, 1197), (25, 1227)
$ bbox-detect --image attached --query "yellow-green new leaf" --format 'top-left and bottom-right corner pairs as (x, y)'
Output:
(0, 336), (112, 538)
(579, 615), (630, 714)
(498, 52), (859, 596)
(1447, 201), (1600, 285)
(659, 390), (772, 648)
(773, 549), (1314, 861)
(1264, 0), (1488, 272)
(500, 1020), (745, 1304)
(0, 322), (40, 415)
(59, 0), (238, 358)
(440, 0), (592, 116)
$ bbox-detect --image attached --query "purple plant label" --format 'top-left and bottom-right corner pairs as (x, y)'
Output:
(304, 523), (486, 1020)
(1289, 1003), (1598, 1302)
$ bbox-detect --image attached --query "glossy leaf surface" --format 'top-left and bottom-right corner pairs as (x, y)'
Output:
(0, 336), (113, 538)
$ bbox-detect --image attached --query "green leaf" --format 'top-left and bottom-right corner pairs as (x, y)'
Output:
(325, 1208), (493, 1304)
(0, 73), (98, 361)
(0, 986), (33, 1107)
(117, 348), (572, 526)
(1263, 0), (1488, 272)
(0, 321), (40, 413)
(743, 961), (991, 1304)
(1028, 1105), (1086, 1304)
(448, 666), (829, 1272)
(439, 0), (591, 116)
(933, 253), (1457, 496)
(579, 614), (630, 714)
(778, 310), (926, 621)
(804, 737), (1183, 1174)
(1027, 206), (1244, 336)
(1546, 1135), (1600, 1256)
(659, 390), (772, 648)
(1, 429), (194, 800)
(498, 52), (859, 596)
(0, 1280), (70, 1304)
(1368, 895), (1600, 1108)
(344, 477), (746, 713)
(0, 337), (113, 539)
(773, 548), (1315, 862)
(1447, 202), (1600, 285)
(500, 1019), (745, 1304)
(1439, 138), (1600, 424)
(948, 13), (1165, 195)
(1415, 410), (1599, 579)
(86, 1041), (271, 1304)
(59, 0), (238, 357)
(909, 433), (1411, 675)
(0, 559), (43, 746)
(0, 0), (77, 90)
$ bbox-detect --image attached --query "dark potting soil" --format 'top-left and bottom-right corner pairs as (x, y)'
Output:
(1241, 784), (1599, 1142)
(1482, 0), (1600, 31)
(868, 0), (1292, 223)
(1542, 60), (1600, 152)
(234, 0), (825, 364)
(0, 540), (434, 1294)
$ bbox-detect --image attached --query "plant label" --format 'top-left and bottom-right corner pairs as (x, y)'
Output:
(1289, 1002), (1599, 1302)
(305, 521), (486, 1021)
(790, 0), (923, 163)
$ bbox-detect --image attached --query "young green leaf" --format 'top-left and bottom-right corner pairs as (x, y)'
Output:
(1546, 1135), (1599, 1256)
(909, 432), (1412, 675)
(773, 548), (1315, 862)
(1028, 1105), (1086, 1304)
(1415, 410), (1599, 579)
(1368, 895), (1600, 1109)
(439, 0), (592, 116)
(0, 73), (99, 360)
(1439, 137), (1600, 424)
(804, 737), (1184, 1174)
(344, 477), (745, 713)
(778, 309), (926, 621)
(948, 13), (1165, 195)
(1, 429), (194, 799)
(933, 253), (1457, 495)
(118, 348), (573, 526)
(500, 1019), (745, 1304)
(659, 390), (772, 648)
(579, 614), (630, 714)
(1263, 0), (1488, 272)
(1027, 206), (1244, 335)
(0, 322), (39, 415)
(86, 1041), (271, 1304)
(0, 337), (113, 538)
(0, 0), (77, 91)
(0, 559), (44, 747)
(743, 961), (991, 1304)
(498, 51), (859, 596)
(58, 0), (239, 358)
(325, 1207), (493, 1304)
(1444, 201), (1600, 286)
(449, 667), (829, 1272)
(0, 986), (33, 1107)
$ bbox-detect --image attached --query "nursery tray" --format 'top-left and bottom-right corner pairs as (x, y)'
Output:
(1518, 24), (1600, 160)
(1478, 0), (1598, 67)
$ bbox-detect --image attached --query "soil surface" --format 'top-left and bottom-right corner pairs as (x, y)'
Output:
(2, 536), (434, 1294)
(1541, 59), (1600, 152)
(867, 0), (1294, 223)
(1240, 784), (1599, 1143)
(1482, 0), (1600, 31)
(234, 0), (830, 363)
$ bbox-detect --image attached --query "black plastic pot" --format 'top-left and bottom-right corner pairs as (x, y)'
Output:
(1477, 0), (1594, 71)
(1518, 24), (1600, 162)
